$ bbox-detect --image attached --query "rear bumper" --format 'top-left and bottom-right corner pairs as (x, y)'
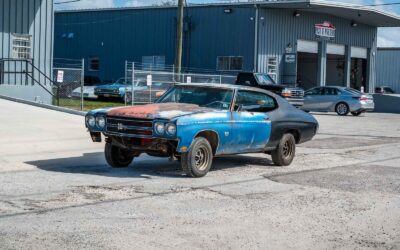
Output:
(351, 101), (375, 112)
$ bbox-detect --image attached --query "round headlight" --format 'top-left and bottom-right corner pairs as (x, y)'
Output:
(155, 122), (165, 135)
(86, 115), (95, 127)
(96, 116), (106, 128)
(166, 123), (176, 136)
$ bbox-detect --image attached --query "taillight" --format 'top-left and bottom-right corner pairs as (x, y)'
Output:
(359, 97), (369, 101)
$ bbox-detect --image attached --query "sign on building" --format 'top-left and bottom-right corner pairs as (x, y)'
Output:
(56, 70), (64, 83)
(315, 21), (336, 39)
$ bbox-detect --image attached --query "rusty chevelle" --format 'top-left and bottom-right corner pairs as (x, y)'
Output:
(85, 84), (318, 177)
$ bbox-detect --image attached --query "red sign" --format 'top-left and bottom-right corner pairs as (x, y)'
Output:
(315, 21), (336, 39)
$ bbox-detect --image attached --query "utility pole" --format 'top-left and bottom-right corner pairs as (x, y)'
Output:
(174, 0), (184, 81)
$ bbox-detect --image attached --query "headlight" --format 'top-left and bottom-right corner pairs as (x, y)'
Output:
(154, 122), (165, 135)
(165, 123), (176, 136)
(86, 115), (95, 127)
(281, 88), (292, 97)
(96, 116), (106, 128)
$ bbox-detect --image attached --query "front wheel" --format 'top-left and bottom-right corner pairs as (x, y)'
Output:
(271, 133), (296, 166)
(105, 142), (134, 168)
(181, 137), (213, 177)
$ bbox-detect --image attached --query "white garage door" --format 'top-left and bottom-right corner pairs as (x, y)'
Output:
(351, 46), (368, 59)
(327, 43), (345, 55)
(297, 40), (318, 54)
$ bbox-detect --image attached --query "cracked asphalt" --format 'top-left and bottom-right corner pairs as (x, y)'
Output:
(0, 98), (400, 250)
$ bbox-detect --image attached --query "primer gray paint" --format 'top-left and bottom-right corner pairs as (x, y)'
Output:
(0, 0), (54, 104)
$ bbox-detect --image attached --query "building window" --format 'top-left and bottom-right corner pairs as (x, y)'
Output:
(89, 57), (100, 71)
(217, 56), (243, 71)
(267, 56), (278, 81)
(142, 56), (165, 70)
(12, 34), (31, 59)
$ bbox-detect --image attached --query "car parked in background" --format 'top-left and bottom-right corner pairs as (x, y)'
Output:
(125, 81), (173, 104)
(303, 86), (374, 116)
(235, 72), (305, 108)
(70, 76), (102, 100)
(94, 78), (147, 101)
(375, 86), (396, 94)
(85, 84), (318, 177)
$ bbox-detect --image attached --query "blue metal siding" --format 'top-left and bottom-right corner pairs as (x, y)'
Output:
(257, 8), (377, 85)
(54, 6), (255, 81)
(376, 49), (400, 92)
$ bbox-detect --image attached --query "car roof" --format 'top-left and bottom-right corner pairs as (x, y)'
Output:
(174, 83), (274, 93)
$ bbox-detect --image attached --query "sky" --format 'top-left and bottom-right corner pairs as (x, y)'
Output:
(54, 0), (400, 47)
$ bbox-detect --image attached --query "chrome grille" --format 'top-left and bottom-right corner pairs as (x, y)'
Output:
(289, 89), (304, 98)
(97, 88), (116, 93)
(106, 116), (153, 137)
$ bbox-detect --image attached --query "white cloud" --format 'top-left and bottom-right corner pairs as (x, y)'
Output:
(55, 0), (115, 11)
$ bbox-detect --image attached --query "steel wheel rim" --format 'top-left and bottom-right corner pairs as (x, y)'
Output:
(282, 140), (293, 158)
(338, 104), (347, 115)
(194, 146), (209, 171)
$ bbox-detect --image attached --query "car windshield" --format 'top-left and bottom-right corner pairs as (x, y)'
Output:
(115, 78), (132, 85)
(157, 86), (234, 110)
(255, 74), (276, 85)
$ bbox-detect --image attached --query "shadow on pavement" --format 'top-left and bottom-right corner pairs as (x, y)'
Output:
(26, 152), (275, 178)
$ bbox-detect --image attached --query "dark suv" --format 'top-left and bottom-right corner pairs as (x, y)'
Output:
(375, 86), (395, 94)
(235, 72), (304, 108)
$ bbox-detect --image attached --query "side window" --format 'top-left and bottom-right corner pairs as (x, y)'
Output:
(306, 87), (322, 95)
(324, 88), (338, 95)
(235, 91), (277, 112)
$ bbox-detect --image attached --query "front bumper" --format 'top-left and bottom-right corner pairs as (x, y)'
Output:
(284, 97), (304, 108)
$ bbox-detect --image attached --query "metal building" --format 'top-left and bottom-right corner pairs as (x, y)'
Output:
(0, 0), (54, 104)
(376, 48), (400, 92)
(54, 1), (400, 92)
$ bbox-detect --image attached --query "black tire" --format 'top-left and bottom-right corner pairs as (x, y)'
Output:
(351, 111), (363, 116)
(335, 102), (350, 116)
(181, 137), (213, 177)
(271, 133), (296, 166)
(104, 142), (134, 168)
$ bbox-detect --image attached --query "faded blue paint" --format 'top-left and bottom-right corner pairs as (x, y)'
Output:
(376, 48), (400, 92)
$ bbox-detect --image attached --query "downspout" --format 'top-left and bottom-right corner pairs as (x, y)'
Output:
(253, 4), (259, 73)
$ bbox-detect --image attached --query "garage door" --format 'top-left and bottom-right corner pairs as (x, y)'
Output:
(351, 46), (368, 59)
(297, 40), (318, 53)
(327, 43), (345, 55)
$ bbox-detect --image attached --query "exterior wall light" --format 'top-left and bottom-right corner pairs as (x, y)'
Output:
(351, 20), (358, 27)
(224, 8), (232, 14)
(293, 11), (301, 17)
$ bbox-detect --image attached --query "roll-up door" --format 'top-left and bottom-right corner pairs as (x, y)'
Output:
(351, 47), (368, 59)
(297, 40), (318, 53)
(327, 43), (345, 55)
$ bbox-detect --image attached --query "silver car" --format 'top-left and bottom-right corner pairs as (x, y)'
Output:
(302, 86), (374, 116)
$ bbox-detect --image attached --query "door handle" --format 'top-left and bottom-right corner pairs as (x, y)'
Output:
(264, 117), (270, 121)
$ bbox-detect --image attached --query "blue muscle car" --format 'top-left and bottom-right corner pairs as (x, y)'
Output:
(86, 84), (318, 177)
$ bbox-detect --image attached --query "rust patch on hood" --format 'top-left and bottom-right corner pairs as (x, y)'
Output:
(107, 103), (213, 119)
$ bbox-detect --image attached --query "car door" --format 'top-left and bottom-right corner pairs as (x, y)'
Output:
(320, 87), (341, 111)
(303, 87), (323, 111)
(229, 90), (273, 153)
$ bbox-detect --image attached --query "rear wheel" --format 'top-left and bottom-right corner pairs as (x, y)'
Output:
(351, 111), (363, 116)
(335, 102), (349, 116)
(105, 142), (134, 168)
(271, 134), (296, 166)
(181, 137), (213, 177)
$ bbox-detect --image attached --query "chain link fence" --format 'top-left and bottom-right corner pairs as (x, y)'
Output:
(123, 61), (236, 105)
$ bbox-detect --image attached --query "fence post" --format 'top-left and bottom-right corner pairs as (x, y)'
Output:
(80, 58), (85, 111)
(131, 62), (135, 106)
(220, 75), (222, 84)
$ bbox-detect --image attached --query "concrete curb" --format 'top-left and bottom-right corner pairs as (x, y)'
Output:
(0, 94), (87, 116)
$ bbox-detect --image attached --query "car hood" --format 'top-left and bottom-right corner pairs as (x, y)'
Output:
(95, 84), (125, 89)
(107, 103), (216, 120)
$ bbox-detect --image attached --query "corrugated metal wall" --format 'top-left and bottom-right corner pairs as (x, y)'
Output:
(54, 6), (255, 81)
(257, 8), (377, 86)
(0, 0), (54, 104)
(376, 49), (400, 92)
(0, 0), (53, 84)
